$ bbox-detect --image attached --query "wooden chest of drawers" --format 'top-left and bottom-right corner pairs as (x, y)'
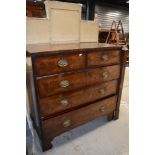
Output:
(26, 43), (127, 151)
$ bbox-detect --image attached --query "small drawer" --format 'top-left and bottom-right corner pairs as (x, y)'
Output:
(42, 96), (117, 139)
(39, 80), (118, 118)
(37, 72), (86, 98)
(87, 50), (120, 66)
(34, 53), (85, 76)
(86, 65), (120, 85)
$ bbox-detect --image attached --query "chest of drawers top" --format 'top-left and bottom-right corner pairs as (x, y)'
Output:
(27, 43), (122, 77)
(26, 42), (122, 56)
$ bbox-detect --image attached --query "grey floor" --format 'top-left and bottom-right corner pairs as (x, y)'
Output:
(26, 67), (129, 155)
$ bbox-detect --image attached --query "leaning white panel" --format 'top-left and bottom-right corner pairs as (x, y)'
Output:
(26, 17), (50, 44)
(26, 1), (99, 44)
(44, 0), (81, 19)
(45, 1), (81, 44)
(80, 20), (99, 43)
(49, 9), (81, 44)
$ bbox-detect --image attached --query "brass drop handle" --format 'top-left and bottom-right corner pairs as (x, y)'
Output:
(60, 80), (70, 88)
(102, 72), (109, 79)
(100, 106), (106, 112)
(101, 54), (109, 61)
(63, 120), (71, 127)
(99, 87), (106, 94)
(58, 59), (68, 67)
(60, 99), (69, 106)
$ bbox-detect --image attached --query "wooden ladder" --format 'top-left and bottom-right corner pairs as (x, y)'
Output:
(105, 20), (127, 45)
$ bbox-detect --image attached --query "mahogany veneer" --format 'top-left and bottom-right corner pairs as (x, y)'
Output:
(34, 53), (85, 76)
(37, 65), (120, 98)
(40, 80), (118, 118)
(26, 42), (126, 151)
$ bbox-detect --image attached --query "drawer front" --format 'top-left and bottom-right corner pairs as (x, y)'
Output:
(37, 72), (86, 98)
(37, 65), (120, 98)
(40, 80), (118, 117)
(34, 53), (85, 76)
(86, 65), (120, 85)
(42, 96), (117, 139)
(88, 50), (120, 66)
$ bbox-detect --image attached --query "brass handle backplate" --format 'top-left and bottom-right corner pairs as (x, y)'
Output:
(101, 54), (109, 61)
(60, 99), (69, 106)
(58, 59), (68, 67)
(102, 72), (109, 79)
(63, 120), (71, 127)
(60, 80), (70, 88)
(99, 87), (106, 94)
(100, 106), (106, 112)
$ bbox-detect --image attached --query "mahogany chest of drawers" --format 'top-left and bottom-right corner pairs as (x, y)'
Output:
(26, 43), (127, 151)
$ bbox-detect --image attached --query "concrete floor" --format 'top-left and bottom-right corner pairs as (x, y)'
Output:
(26, 67), (129, 155)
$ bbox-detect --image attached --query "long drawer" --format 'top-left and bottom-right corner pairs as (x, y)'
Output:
(37, 65), (120, 98)
(39, 80), (118, 118)
(42, 96), (117, 140)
